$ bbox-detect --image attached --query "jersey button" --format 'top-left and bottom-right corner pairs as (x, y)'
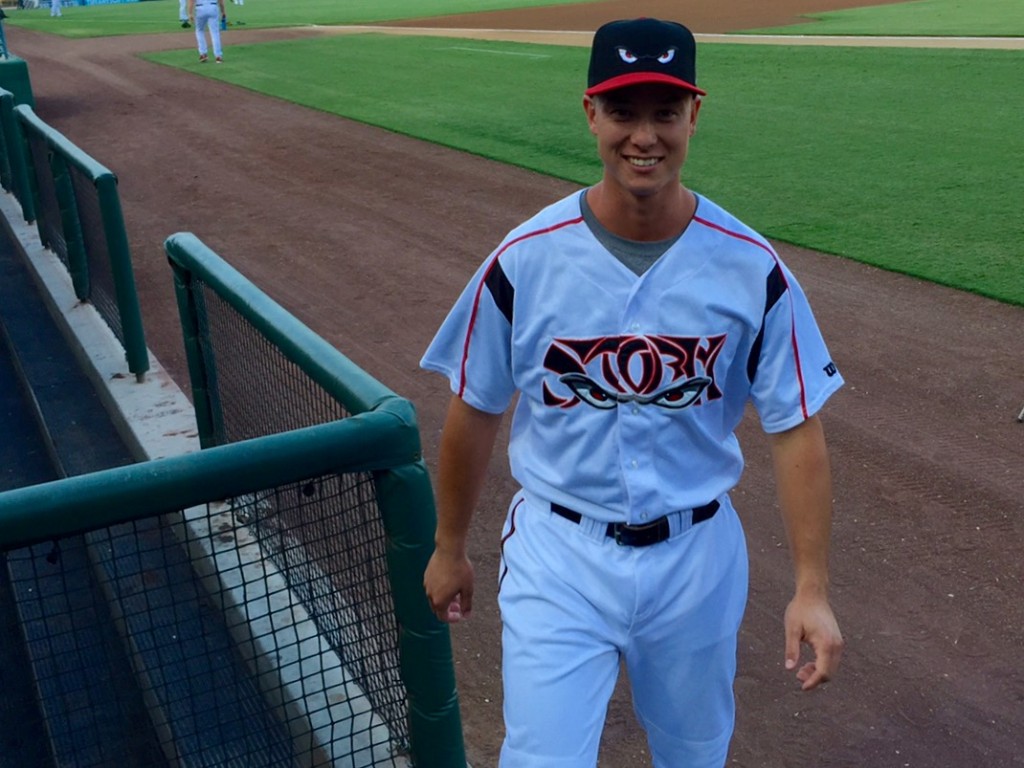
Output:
(630, 459), (639, 469)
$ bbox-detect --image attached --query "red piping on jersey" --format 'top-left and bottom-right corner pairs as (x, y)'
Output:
(693, 215), (810, 419)
(498, 498), (524, 593)
(458, 215), (585, 398)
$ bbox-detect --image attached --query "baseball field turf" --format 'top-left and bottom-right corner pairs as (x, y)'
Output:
(4, 0), (598, 36)
(9, 0), (1024, 37)
(750, 0), (1024, 36)
(11, 0), (1022, 305)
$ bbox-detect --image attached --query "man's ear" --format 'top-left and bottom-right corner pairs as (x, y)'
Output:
(690, 96), (702, 136)
(583, 95), (599, 135)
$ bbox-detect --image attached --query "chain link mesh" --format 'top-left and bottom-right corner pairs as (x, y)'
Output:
(23, 132), (68, 268)
(1, 467), (408, 767)
(68, 167), (122, 343)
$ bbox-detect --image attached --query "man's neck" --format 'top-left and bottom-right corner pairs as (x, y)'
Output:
(585, 182), (696, 242)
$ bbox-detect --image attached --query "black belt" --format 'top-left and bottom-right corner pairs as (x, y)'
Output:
(550, 500), (719, 547)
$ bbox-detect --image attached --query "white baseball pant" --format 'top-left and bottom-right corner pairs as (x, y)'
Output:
(193, 3), (222, 59)
(497, 491), (749, 767)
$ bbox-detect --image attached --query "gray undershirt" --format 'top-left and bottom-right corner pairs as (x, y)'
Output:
(579, 190), (682, 276)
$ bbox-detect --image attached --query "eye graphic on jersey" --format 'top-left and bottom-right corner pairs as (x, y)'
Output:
(647, 377), (711, 408)
(543, 333), (726, 411)
(559, 374), (619, 409)
(560, 373), (711, 410)
(615, 46), (677, 66)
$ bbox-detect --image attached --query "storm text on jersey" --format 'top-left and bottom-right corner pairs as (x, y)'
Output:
(542, 333), (726, 410)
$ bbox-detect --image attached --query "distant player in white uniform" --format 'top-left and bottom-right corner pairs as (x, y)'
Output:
(187, 0), (225, 63)
(179, 0), (190, 28)
(49, 0), (61, 18)
(422, 17), (844, 768)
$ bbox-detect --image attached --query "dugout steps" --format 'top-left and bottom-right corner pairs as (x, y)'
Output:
(0, 227), (165, 766)
(0, 219), (134, 478)
(0, 224), (301, 766)
(0, 298), (54, 494)
(0, 239), (57, 768)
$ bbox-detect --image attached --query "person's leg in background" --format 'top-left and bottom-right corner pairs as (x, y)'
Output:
(207, 12), (223, 61)
(194, 11), (209, 61)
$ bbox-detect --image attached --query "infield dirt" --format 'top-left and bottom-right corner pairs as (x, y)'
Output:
(5, 1), (1023, 766)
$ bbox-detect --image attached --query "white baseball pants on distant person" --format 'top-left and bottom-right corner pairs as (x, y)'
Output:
(194, 3), (222, 59)
(179, 0), (188, 22)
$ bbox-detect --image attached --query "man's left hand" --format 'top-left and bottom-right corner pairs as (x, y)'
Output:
(783, 592), (843, 690)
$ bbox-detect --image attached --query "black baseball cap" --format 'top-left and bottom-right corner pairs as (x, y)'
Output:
(586, 18), (705, 97)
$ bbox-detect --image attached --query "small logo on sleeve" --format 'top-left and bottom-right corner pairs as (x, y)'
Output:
(823, 362), (838, 377)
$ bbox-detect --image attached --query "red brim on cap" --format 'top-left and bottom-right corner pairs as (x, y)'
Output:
(585, 72), (706, 97)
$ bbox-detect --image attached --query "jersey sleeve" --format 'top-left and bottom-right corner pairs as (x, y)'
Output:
(749, 260), (843, 433)
(420, 251), (517, 414)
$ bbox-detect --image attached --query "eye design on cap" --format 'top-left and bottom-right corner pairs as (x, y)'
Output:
(615, 46), (678, 66)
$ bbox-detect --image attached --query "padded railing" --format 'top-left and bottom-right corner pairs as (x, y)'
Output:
(165, 231), (465, 767)
(0, 416), (462, 767)
(13, 103), (148, 379)
(0, 86), (35, 223)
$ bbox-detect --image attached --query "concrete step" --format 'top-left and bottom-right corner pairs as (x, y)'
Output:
(1, 215), (169, 767)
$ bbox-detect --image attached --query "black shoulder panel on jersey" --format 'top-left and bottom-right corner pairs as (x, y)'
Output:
(485, 260), (514, 325)
(746, 263), (788, 383)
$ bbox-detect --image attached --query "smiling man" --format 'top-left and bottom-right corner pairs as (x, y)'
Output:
(421, 17), (845, 768)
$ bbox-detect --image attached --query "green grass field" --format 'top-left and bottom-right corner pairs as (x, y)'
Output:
(12, 0), (1023, 39)
(5, 0), (595, 37)
(12, 0), (1024, 305)
(751, 0), (1024, 37)
(145, 33), (1024, 306)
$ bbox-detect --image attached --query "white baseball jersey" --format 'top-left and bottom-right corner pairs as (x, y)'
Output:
(421, 189), (843, 524)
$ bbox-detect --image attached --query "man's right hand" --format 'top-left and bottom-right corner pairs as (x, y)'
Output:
(424, 548), (475, 623)
(423, 396), (501, 624)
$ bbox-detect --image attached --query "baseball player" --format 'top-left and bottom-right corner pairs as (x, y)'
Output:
(179, 0), (190, 28)
(187, 0), (225, 63)
(49, 0), (60, 18)
(421, 17), (844, 768)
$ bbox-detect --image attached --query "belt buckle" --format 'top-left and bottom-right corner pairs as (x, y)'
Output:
(612, 518), (661, 546)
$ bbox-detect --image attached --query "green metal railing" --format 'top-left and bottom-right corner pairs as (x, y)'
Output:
(0, 86), (35, 222)
(167, 232), (396, 446)
(165, 231), (466, 767)
(13, 104), (148, 379)
(0, 417), (406, 565)
(0, 415), (455, 767)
